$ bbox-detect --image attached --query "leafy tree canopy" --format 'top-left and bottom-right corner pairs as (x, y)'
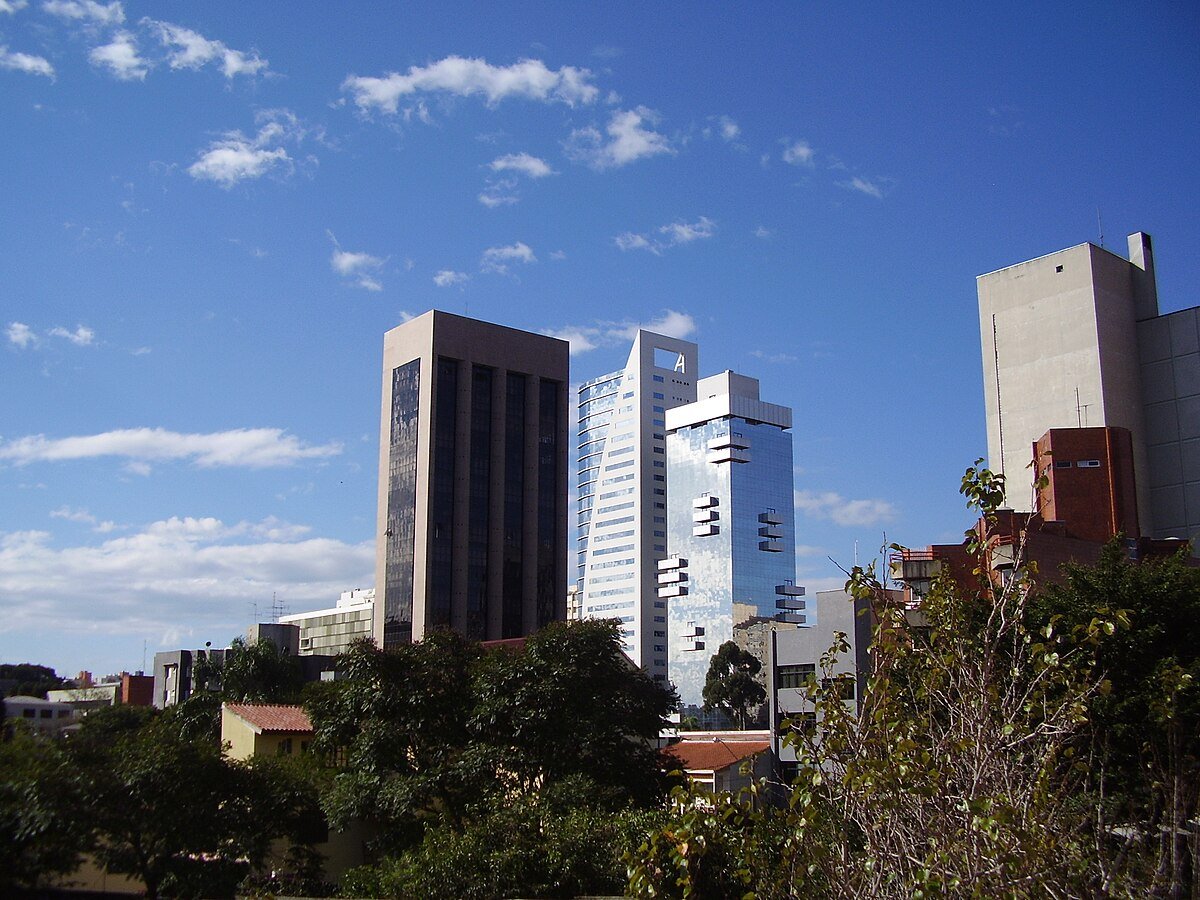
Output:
(702, 640), (766, 730)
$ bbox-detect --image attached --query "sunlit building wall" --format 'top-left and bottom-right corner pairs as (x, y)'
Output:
(576, 331), (698, 683)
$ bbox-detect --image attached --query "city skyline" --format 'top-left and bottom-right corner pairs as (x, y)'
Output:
(2, 2), (1198, 675)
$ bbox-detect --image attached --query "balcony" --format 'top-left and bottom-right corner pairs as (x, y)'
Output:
(657, 570), (687, 585)
(657, 556), (687, 571)
(693, 508), (719, 524)
(707, 433), (750, 451)
(659, 584), (687, 598)
(759, 538), (783, 552)
(758, 525), (783, 538)
(759, 509), (783, 526)
(776, 597), (806, 611)
(775, 612), (806, 625)
(694, 523), (720, 537)
(692, 494), (719, 509)
(775, 582), (805, 597)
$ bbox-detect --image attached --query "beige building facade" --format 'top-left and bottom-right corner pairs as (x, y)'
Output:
(375, 311), (569, 646)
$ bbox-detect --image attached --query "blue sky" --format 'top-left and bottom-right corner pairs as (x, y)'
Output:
(2, 1), (1198, 677)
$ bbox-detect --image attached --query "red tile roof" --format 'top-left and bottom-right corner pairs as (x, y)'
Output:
(664, 739), (771, 773)
(225, 703), (313, 734)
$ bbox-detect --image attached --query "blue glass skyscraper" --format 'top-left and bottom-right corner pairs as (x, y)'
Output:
(661, 371), (805, 708)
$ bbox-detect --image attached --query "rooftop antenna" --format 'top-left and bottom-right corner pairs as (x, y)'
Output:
(142, 639), (147, 673)
(1097, 207), (1105, 249)
(1075, 386), (1091, 428)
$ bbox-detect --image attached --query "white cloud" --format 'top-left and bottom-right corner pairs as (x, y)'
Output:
(50, 506), (115, 532)
(489, 152), (555, 178)
(614, 216), (716, 255)
(753, 225), (772, 239)
(433, 269), (469, 288)
(48, 324), (95, 345)
(548, 250), (566, 261)
(144, 19), (268, 78)
(6, 322), (38, 348)
(42, 0), (123, 25)
(478, 177), (519, 208)
(0, 427), (343, 468)
(750, 349), (798, 364)
(704, 114), (739, 141)
(782, 139), (814, 166)
(841, 176), (885, 199)
(565, 106), (673, 170)
(0, 1), (30, 13)
(545, 309), (697, 355)
(89, 30), (148, 81)
(342, 55), (598, 115)
(480, 241), (536, 275)
(187, 110), (302, 188)
(0, 45), (55, 78)
(327, 231), (385, 291)
(0, 517), (374, 642)
(795, 489), (897, 527)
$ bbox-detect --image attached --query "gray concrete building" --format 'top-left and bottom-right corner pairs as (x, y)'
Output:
(375, 311), (569, 647)
(978, 232), (1200, 542)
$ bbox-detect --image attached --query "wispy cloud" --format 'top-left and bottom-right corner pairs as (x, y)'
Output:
(144, 19), (267, 78)
(187, 110), (303, 188)
(782, 139), (814, 166)
(0, 427), (343, 469)
(48, 324), (95, 345)
(6, 322), (38, 348)
(795, 489), (897, 527)
(0, 45), (55, 78)
(478, 176), (519, 208)
(839, 175), (885, 199)
(50, 505), (115, 532)
(565, 106), (673, 170)
(480, 241), (536, 275)
(544, 309), (697, 356)
(342, 55), (598, 116)
(614, 216), (715, 255)
(489, 152), (555, 178)
(327, 231), (385, 291)
(433, 269), (469, 288)
(750, 349), (798, 364)
(89, 30), (148, 81)
(703, 115), (740, 142)
(753, 225), (772, 239)
(0, 1), (30, 14)
(0, 517), (373, 640)
(42, 0), (123, 25)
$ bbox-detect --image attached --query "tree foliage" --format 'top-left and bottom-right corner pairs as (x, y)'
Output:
(308, 618), (678, 889)
(0, 662), (68, 698)
(629, 461), (1138, 898)
(221, 635), (304, 704)
(0, 731), (91, 892)
(702, 640), (767, 729)
(1036, 541), (1200, 896)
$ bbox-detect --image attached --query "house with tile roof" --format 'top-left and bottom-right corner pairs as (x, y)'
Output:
(221, 703), (314, 761)
(662, 730), (774, 794)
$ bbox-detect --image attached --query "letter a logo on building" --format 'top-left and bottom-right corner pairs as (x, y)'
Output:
(674, 353), (686, 374)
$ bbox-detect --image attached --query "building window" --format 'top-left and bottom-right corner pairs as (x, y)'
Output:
(1054, 460), (1072, 469)
(653, 374), (664, 383)
(822, 675), (857, 701)
(22, 709), (34, 718)
(1077, 459), (1101, 468)
(653, 392), (664, 400)
(39, 709), (51, 719)
(278, 738), (293, 755)
(777, 663), (816, 689)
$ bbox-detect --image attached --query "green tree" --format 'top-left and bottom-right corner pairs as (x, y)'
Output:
(702, 640), (766, 729)
(1036, 541), (1200, 897)
(221, 636), (304, 704)
(70, 714), (291, 899)
(0, 662), (68, 698)
(0, 731), (91, 892)
(630, 462), (1124, 898)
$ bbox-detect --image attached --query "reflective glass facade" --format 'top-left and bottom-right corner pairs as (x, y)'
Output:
(383, 359), (420, 646)
(664, 379), (801, 707)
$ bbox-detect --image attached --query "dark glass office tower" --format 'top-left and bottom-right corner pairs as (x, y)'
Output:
(374, 311), (569, 646)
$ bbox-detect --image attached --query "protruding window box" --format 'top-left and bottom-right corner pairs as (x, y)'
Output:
(659, 584), (688, 598)
(657, 570), (688, 584)
(658, 556), (687, 571)
(694, 523), (720, 537)
(692, 495), (719, 509)
(707, 448), (751, 464)
(775, 612), (806, 624)
(776, 597), (806, 611)
(759, 538), (783, 552)
(707, 433), (750, 451)
(759, 510), (784, 525)
(758, 525), (783, 538)
(693, 508), (719, 523)
(686, 640), (706, 652)
(775, 582), (805, 597)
